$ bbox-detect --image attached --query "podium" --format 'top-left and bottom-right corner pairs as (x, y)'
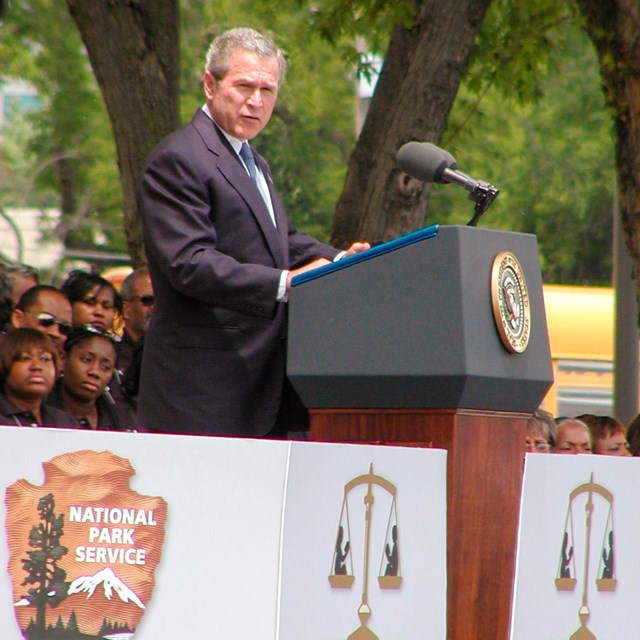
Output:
(288, 225), (553, 640)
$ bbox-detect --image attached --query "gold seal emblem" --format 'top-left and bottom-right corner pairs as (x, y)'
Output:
(491, 251), (531, 353)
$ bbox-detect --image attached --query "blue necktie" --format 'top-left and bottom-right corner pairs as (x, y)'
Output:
(239, 142), (276, 226)
(240, 142), (259, 183)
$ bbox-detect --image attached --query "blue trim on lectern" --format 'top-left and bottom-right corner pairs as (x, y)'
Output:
(291, 223), (440, 286)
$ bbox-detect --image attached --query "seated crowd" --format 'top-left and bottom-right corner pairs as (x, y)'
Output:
(526, 408), (637, 456)
(0, 261), (152, 431)
(3, 260), (640, 450)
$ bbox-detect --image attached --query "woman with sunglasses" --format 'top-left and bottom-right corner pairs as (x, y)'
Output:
(46, 326), (135, 431)
(61, 270), (123, 333)
(0, 328), (79, 427)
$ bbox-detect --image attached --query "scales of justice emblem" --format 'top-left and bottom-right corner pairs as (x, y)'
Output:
(555, 473), (616, 640)
(328, 464), (402, 640)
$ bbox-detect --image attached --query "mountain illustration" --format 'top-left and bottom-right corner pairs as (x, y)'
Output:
(68, 567), (146, 609)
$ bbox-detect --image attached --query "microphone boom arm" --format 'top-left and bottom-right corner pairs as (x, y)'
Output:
(395, 141), (500, 227)
(466, 181), (499, 227)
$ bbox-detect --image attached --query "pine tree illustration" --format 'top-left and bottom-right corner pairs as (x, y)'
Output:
(20, 494), (69, 630)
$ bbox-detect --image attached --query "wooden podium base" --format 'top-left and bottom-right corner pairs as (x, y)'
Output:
(309, 407), (528, 640)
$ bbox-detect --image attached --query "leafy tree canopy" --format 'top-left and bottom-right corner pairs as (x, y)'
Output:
(436, 9), (614, 284)
(0, 0), (618, 283)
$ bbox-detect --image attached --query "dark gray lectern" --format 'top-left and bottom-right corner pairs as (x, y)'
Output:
(288, 224), (551, 412)
(288, 225), (553, 640)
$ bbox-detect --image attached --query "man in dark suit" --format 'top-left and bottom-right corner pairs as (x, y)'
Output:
(137, 27), (368, 437)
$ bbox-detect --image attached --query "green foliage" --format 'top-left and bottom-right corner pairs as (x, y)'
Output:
(0, 111), (58, 208)
(437, 11), (614, 285)
(0, 0), (125, 255)
(0, 0), (623, 284)
(465, 0), (580, 105)
(288, 0), (412, 76)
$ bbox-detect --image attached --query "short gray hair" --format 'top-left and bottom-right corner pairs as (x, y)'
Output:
(205, 27), (287, 88)
(0, 260), (39, 286)
(555, 418), (593, 447)
(120, 267), (150, 301)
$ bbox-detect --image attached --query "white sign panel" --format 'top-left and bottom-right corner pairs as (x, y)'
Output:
(279, 441), (447, 639)
(0, 427), (447, 640)
(511, 454), (640, 640)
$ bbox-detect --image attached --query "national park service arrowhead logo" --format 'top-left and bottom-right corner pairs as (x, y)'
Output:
(5, 450), (167, 640)
(491, 251), (531, 353)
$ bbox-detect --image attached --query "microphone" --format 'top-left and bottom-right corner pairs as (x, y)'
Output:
(396, 141), (499, 225)
(396, 141), (456, 183)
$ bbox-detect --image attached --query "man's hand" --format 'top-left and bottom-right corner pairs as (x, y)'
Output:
(285, 242), (370, 292)
(343, 241), (371, 258)
(286, 258), (331, 291)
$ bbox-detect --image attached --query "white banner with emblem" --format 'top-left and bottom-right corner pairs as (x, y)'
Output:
(0, 427), (447, 639)
(511, 453), (640, 640)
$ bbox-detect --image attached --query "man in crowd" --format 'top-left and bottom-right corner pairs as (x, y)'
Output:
(11, 285), (72, 358)
(0, 261), (39, 307)
(114, 267), (154, 409)
(0, 261), (39, 334)
(137, 27), (369, 437)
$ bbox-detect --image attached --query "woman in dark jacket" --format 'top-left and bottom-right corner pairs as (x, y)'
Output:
(46, 326), (135, 431)
(0, 328), (79, 428)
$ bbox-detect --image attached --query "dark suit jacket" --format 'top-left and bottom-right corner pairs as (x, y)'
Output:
(137, 109), (339, 436)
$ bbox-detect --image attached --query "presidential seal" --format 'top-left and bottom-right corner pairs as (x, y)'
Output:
(491, 251), (530, 353)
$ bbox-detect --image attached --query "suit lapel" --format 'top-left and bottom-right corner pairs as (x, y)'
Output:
(191, 111), (288, 267)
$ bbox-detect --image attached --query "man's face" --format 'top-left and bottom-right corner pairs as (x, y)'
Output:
(123, 273), (154, 341)
(12, 290), (73, 352)
(204, 48), (280, 141)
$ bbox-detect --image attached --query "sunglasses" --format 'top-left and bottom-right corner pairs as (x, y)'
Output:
(63, 324), (122, 352)
(30, 312), (73, 336)
(77, 324), (122, 342)
(130, 294), (155, 306)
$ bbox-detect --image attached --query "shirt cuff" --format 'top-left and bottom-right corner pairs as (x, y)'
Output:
(277, 270), (289, 302)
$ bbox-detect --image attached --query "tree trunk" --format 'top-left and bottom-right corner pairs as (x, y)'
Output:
(576, 0), (640, 302)
(64, 0), (180, 266)
(331, 0), (493, 248)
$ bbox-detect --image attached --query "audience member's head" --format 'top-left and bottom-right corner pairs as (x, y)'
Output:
(12, 285), (72, 355)
(119, 267), (154, 342)
(61, 270), (122, 332)
(0, 261), (39, 306)
(0, 327), (58, 406)
(525, 408), (555, 453)
(553, 418), (593, 454)
(627, 413), (640, 457)
(61, 326), (118, 405)
(577, 413), (631, 456)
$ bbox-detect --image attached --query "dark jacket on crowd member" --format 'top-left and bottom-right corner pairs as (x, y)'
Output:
(111, 328), (144, 410)
(0, 391), (80, 428)
(46, 380), (136, 431)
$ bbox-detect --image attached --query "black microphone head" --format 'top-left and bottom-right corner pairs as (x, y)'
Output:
(396, 141), (457, 183)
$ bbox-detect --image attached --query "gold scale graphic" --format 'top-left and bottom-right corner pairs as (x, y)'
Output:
(328, 464), (402, 640)
(555, 473), (616, 640)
